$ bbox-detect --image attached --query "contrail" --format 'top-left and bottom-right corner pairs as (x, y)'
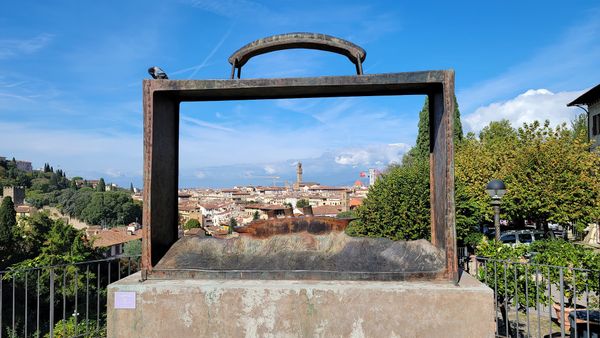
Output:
(187, 24), (234, 79)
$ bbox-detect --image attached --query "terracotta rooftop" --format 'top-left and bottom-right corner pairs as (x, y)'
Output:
(178, 204), (199, 212)
(312, 205), (343, 216)
(15, 205), (33, 213)
(90, 227), (141, 248)
(199, 203), (227, 210)
(349, 198), (363, 207)
(308, 185), (346, 191)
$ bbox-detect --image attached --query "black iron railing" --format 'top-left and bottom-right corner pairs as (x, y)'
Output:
(460, 249), (600, 337)
(0, 256), (140, 338)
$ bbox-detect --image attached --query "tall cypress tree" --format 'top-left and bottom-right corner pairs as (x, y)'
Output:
(404, 96), (463, 164)
(97, 178), (106, 192)
(0, 196), (17, 256)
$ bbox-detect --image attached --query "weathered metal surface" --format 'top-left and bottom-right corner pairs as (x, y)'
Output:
(142, 60), (457, 282)
(228, 33), (366, 78)
(142, 81), (180, 272)
(150, 232), (446, 281)
(236, 217), (350, 238)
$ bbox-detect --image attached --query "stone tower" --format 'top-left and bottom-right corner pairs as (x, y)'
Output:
(296, 162), (303, 189)
(2, 186), (25, 205)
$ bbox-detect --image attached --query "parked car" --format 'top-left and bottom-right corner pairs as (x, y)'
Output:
(500, 229), (546, 246)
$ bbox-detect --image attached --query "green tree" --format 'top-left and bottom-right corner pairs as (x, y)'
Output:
(455, 120), (518, 227)
(228, 217), (237, 234)
(353, 159), (431, 241)
(124, 239), (142, 256)
(49, 172), (59, 189)
(184, 218), (201, 230)
(252, 210), (260, 220)
(336, 210), (357, 218)
(129, 182), (134, 193)
(17, 212), (54, 258)
(352, 95), (470, 242)
(571, 112), (588, 143)
(296, 199), (309, 208)
(0, 196), (17, 267)
(404, 96), (464, 163)
(96, 178), (106, 192)
(504, 121), (600, 231)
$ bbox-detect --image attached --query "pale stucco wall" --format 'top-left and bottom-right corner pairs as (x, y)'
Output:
(107, 272), (494, 338)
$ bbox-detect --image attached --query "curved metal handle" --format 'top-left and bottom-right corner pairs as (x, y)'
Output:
(228, 32), (367, 79)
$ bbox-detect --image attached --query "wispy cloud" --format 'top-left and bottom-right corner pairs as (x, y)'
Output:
(0, 33), (54, 59)
(181, 115), (235, 132)
(263, 165), (276, 175)
(190, 0), (271, 20)
(0, 121), (141, 180)
(187, 25), (233, 79)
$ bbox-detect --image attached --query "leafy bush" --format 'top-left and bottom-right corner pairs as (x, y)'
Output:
(353, 159), (430, 241)
(530, 239), (600, 306)
(184, 218), (201, 230)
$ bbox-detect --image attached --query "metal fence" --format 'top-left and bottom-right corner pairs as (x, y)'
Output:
(460, 251), (600, 338)
(0, 256), (140, 338)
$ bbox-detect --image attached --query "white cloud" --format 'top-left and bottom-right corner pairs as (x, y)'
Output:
(263, 165), (276, 175)
(105, 168), (123, 178)
(194, 171), (206, 179)
(459, 15), (600, 114)
(464, 88), (586, 132)
(334, 143), (410, 166)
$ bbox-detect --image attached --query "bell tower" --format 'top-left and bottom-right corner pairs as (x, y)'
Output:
(296, 162), (303, 189)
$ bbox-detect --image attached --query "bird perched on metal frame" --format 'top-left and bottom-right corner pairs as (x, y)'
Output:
(148, 66), (168, 79)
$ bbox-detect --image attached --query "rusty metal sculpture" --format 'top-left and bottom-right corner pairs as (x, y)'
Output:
(228, 32), (366, 78)
(142, 33), (457, 282)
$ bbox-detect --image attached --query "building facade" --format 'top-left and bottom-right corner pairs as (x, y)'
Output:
(568, 84), (600, 150)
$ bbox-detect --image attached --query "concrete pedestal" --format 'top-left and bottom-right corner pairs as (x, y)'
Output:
(107, 272), (494, 337)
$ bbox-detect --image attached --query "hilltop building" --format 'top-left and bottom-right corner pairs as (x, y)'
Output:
(0, 157), (33, 172)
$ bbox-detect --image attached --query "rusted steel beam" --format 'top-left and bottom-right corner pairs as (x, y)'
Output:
(236, 217), (350, 238)
(428, 71), (457, 283)
(227, 33), (366, 78)
(142, 80), (180, 274)
(146, 71), (447, 101)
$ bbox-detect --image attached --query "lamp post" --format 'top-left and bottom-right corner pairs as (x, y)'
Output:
(486, 179), (506, 241)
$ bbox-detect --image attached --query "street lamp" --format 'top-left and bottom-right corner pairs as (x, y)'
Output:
(486, 179), (506, 241)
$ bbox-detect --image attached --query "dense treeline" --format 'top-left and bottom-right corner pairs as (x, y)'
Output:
(349, 98), (600, 244)
(0, 158), (141, 227)
(28, 187), (141, 226)
(0, 197), (113, 336)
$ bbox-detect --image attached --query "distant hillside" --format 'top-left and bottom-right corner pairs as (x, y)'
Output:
(0, 157), (141, 227)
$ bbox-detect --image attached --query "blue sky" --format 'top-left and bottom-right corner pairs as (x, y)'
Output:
(1, 1), (599, 188)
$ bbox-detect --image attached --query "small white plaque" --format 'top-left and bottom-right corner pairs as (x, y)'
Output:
(114, 291), (136, 309)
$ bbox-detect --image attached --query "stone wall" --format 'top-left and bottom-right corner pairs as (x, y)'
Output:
(107, 272), (494, 337)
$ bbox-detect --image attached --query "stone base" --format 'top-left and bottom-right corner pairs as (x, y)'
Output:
(107, 272), (494, 338)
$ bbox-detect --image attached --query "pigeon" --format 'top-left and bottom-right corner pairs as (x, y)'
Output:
(148, 66), (168, 79)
